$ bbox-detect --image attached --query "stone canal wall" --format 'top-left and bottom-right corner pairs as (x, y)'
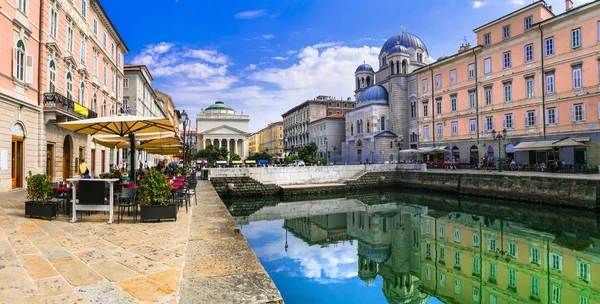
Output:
(213, 169), (600, 210)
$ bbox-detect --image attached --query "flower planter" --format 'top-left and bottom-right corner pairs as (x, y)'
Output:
(140, 204), (177, 222)
(25, 201), (57, 220)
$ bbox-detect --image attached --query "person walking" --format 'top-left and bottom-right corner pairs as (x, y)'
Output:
(79, 159), (90, 179)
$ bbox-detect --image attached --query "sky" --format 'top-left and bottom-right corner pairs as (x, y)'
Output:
(101, 0), (592, 132)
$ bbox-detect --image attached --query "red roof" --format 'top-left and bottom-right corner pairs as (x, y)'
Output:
(326, 113), (345, 119)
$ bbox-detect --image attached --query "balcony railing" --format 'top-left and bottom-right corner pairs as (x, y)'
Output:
(43, 92), (98, 119)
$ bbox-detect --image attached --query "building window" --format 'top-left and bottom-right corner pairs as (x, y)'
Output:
(422, 79), (428, 92)
(436, 98), (442, 115)
(17, 0), (26, 12)
(508, 269), (516, 288)
(67, 24), (74, 53)
(526, 110), (537, 127)
(48, 60), (56, 92)
(468, 63), (475, 79)
(436, 124), (442, 139)
(103, 63), (107, 85)
(439, 223), (445, 238)
(103, 32), (107, 48)
(577, 260), (591, 282)
(573, 103), (585, 122)
(451, 121), (458, 135)
(426, 243), (431, 258)
(530, 247), (541, 264)
(80, 37), (86, 66)
(469, 91), (476, 109)
(525, 44), (533, 63)
(552, 285), (561, 304)
(572, 66), (582, 89)
(440, 274), (446, 287)
(572, 28), (581, 49)
(485, 116), (494, 131)
(15, 40), (26, 82)
(503, 51), (511, 69)
(435, 74), (441, 88)
(489, 237), (497, 251)
(484, 57), (492, 74)
(124, 78), (129, 88)
(484, 87), (492, 106)
(454, 279), (461, 295)
(531, 276), (540, 298)
(451, 96), (457, 112)
(93, 52), (98, 77)
(524, 16), (533, 31)
(504, 113), (514, 129)
(381, 116), (386, 131)
(66, 72), (73, 100)
(425, 221), (431, 234)
(473, 256), (480, 276)
(453, 228), (460, 243)
(469, 119), (476, 134)
(411, 101), (416, 118)
(503, 25), (510, 39)
(423, 126), (429, 139)
(504, 82), (512, 102)
(450, 69), (456, 84)
(547, 107), (557, 125)
(507, 242), (518, 258)
(82, 0), (87, 17)
(550, 252), (562, 271)
(423, 103), (428, 117)
(526, 76), (535, 98)
(545, 37), (554, 56)
(580, 295), (589, 304)
(454, 252), (461, 268)
(111, 43), (115, 57)
(93, 18), (98, 35)
(546, 72), (555, 94)
(484, 33), (491, 46)
(50, 8), (58, 38)
(440, 247), (445, 261)
(489, 263), (497, 281)
(426, 266), (431, 281)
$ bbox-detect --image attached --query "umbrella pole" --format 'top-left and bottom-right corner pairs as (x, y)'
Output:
(129, 134), (136, 183)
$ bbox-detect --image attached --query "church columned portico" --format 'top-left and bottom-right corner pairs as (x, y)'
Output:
(196, 101), (250, 159)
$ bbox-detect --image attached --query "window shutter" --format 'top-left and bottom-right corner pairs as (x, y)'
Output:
(26, 54), (33, 83)
(572, 105), (576, 122)
(534, 111), (538, 126)
(545, 109), (549, 125)
(582, 104), (586, 121)
(503, 116), (506, 129)
(12, 48), (16, 78)
(492, 117), (495, 131)
(555, 109), (559, 124)
(525, 112), (529, 127)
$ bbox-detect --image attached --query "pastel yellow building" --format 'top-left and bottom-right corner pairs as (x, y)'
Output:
(250, 121), (284, 156)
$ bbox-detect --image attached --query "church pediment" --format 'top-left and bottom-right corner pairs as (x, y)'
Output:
(201, 125), (247, 135)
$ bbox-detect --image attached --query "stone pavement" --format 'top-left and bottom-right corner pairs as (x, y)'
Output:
(178, 181), (283, 304)
(0, 189), (190, 304)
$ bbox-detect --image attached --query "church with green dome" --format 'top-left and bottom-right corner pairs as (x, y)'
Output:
(196, 101), (250, 159)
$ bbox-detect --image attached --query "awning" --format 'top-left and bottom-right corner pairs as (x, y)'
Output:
(513, 140), (556, 151)
(244, 160), (256, 164)
(573, 137), (590, 142)
(552, 138), (586, 148)
(74, 103), (89, 117)
(231, 161), (243, 164)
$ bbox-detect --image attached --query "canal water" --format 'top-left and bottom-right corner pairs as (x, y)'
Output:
(224, 191), (599, 304)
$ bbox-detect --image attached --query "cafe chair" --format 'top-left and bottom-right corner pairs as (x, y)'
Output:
(117, 188), (137, 223)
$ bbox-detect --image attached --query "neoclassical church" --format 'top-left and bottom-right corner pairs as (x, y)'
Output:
(343, 31), (428, 163)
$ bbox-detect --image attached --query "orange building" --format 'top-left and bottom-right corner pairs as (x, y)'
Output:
(417, 0), (600, 166)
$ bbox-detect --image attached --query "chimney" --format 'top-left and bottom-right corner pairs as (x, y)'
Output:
(566, 0), (573, 11)
(548, 5), (552, 12)
(458, 43), (471, 53)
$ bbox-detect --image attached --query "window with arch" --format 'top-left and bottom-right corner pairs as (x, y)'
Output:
(396, 61), (400, 74)
(366, 119), (371, 133)
(366, 76), (371, 87)
(390, 141), (393, 149)
(102, 98), (107, 117)
(17, 0), (26, 12)
(380, 116), (386, 131)
(361, 78), (365, 88)
(390, 61), (395, 75)
(15, 40), (26, 81)
(417, 52), (423, 63)
(350, 122), (354, 136)
(79, 82), (85, 104)
(410, 100), (416, 118)
(66, 72), (73, 100)
(356, 78), (359, 90)
(48, 60), (56, 92)
(402, 60), (408, 74)
(92, 93), (97, 112)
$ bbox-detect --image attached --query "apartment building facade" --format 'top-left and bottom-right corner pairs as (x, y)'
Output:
(282, 95), (355, 154)
(123, 64), (163, 117)
(417, 0), (600, 166)
(309, 114), (345, 162)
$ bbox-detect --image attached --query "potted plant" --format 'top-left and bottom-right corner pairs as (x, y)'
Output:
(25, 172), (56, 220)
(138, 169), (177, 222)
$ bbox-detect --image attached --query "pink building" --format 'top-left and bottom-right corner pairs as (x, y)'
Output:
(417, 0), (600, 166)
(0, 0), (128, 190)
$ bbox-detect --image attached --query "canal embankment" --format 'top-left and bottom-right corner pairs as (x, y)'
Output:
(210, 167), (600, 210)
(179, 180), (283, 303)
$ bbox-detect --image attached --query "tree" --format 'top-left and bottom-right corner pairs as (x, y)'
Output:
(247, 152), (272, 161)
(230, 153), (241, 161)
(195, 145), (228, 164)
(298, 142), (318, 161)
(285, 154), (299, 164)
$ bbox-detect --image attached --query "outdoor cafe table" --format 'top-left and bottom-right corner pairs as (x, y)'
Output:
(67, 178), (119, 224)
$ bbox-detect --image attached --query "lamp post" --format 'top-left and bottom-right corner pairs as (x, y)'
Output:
(324, 137), (328, 165)
(181, 110), (189, 168)
(333, 144), (337, 165)
(396, 136), (404, 163)
(491, 129), (507, 172)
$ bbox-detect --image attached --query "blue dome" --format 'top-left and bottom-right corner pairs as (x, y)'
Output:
(388, 44), (409, 55)
(356, 63), (374, 73)
(358, 85), (388, 103)
(380, 32), (428, 56)
(437, 55), (449, 61)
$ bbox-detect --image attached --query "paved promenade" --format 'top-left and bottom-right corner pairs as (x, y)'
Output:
(427, 168), (600, 180)
(0, 182), (282, 303)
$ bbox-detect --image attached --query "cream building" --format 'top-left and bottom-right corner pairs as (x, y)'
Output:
(196, 101), (250, 158)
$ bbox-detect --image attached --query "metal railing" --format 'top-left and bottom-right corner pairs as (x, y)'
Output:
(43, 92), (98, 119)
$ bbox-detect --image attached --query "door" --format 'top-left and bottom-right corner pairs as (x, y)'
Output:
(46, 144), (54, 181)
(12, 136), (24, 188)
(574, 149), (586, 165)
(63, 137), (71, 181)
(91, 149), (96, 176)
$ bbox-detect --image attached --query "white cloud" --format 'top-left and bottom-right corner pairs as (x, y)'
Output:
(312, 42), (342, 49)
(245, 64), (257, 71)
(286, 50), (298, 55)
(472, 1), (487, 8)
(272, 56), (289, 61)
(262, 34), (275, 40)
(131, 42), (175, 66)
(508, 0), (524, 5)
(234, 10), (267, 19)
(185, 49), (229, 65)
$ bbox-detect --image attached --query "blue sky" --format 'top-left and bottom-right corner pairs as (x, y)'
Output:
(101, 0), (590, 132)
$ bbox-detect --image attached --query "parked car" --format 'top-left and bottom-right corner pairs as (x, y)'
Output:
(289, 160), (306, 167)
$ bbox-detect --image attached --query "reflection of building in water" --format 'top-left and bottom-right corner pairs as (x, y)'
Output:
(421, 212), (600, 304)
(284, 213), (352, 246)
(349, 203), (430, 304)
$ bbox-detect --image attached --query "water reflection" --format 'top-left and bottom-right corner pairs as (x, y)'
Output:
(226, 191), (600, 304)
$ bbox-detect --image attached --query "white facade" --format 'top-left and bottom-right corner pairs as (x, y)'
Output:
(196, 101), (250, 159)
(309, 116), (345, 162)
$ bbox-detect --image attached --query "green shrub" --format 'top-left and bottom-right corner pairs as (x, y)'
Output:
(25, 172), (53, 203)
(137, 169), (172, 206)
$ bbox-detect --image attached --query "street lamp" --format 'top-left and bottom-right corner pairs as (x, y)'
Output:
(396, 136), (404, 163)
(333, 144), (337, 165)
(324, 137), (328, 165)
(491, 129), (507, 172)
(181, 110), (189, 168)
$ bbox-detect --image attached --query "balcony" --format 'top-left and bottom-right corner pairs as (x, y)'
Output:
(43, 92), (98, 124)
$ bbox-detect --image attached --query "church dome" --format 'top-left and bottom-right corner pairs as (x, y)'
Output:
(380, 32), (428, 56)
(206, 101), (234, 111)
(356, 63), (374, 73)
(358, 85), (388, 103)
(388, 44), (409, 55)
(361, 244), (391, 263)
